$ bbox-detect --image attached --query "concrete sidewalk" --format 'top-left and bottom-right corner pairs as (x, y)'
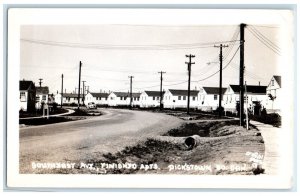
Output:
(19, 109), (75, 120)
(251, 120), (281, 175)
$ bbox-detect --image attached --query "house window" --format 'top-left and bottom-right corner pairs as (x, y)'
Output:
(214, 95), (217, 100)
(105, 97), (108, 100)
(178, 96), (181, 100)
(157, 97), (159, 100)
(20, 92), (26, 102)
(271, 79), (274, 86)
(183, 96), (186, 100)
(137, 98), (140, 101)
(42, 95), (46, 100)
(153, 97), (155, 100)
(192, 96), (196, 101)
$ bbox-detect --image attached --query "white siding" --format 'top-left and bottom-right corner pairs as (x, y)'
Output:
(140, 92), (160, 108)
(163, 90), (198, 109)
(265, 77), (281, 113)
(19, 91), (28, 111)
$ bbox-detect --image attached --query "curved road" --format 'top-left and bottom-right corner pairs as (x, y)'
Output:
(19, 109), (183, 173)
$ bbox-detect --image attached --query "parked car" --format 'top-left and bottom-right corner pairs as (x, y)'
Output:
(87, 102), (97, 109)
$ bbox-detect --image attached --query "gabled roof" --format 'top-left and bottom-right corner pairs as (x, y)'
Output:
(202, 87), (226, 95)
(90, 92), (109, 98)
(273, 75), (281, 87)
(36, 86), (49, 95)
(144, 91), (164, 97)
(113, 92), (141, 98)
(168, 89), (199, 96)
(229, 85), (267, 94)
(62, 93), (83, 98)
(20, 80), (35, 91)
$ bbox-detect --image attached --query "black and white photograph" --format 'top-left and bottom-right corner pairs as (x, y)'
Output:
(5, 7), (295, 189)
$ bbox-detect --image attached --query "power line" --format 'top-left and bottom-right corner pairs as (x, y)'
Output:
(21, 38), (240, 50)
(246, 28), (281, 55)
(223, 28), (240, 60)
(249, 24), (279, 29)
(212, 26), (239, 62)
(131, 46), (240, 88)
(133, 80), (188, 90)
(229, 63), (262, 80)
(111, 24), (239, 29)
(248, 26), (281, 51)
(192, 45), (240, 82)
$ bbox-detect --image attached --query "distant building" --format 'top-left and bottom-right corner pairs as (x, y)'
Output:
(35, 86), (49, 109)
(55, 93), (84, 105)
(85, 92), (109, 106)
(197, 87), (226, 112)
(223, 84), (267, 114)
(163, 89), (199, 109)
(265, 75), (281, 113)
(107, 92), (141, 107)
(140, 91), (163, 108)
(19, 80), (36, 112)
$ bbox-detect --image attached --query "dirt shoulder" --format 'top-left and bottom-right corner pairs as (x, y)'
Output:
(70, 120), (265, 175)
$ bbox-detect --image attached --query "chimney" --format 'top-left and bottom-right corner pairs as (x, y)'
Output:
(57, 90), (58, 94)
(259, 81), (260, 86)
(65, 88), (66, 93)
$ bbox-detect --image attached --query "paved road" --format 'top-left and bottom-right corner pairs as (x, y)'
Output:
(251, 121), (281, 175)
(19, 109), (183, 173)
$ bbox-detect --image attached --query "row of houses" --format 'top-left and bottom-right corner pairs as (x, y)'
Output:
(19, 75), (281, 114)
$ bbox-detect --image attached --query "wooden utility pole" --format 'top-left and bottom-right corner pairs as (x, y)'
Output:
(214, 44), (228, 117)
(158, 71), (166, 110)
(245, 81), (249, 130)
(38, 78), (43, 87)
(61, 74), (63, 108)
(185, 54), (195, 115)
(240, 23), (246, 126)
(82, 81), (86, 106)
(86, 86), (90, 94)
(77, 61), (82, 110)
(128, 76), (134, 109)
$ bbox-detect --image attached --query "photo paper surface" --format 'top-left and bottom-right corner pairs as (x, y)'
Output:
(6, 8), (295, 189)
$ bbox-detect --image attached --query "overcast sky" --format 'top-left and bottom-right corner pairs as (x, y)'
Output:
(20, 24), (280, 94)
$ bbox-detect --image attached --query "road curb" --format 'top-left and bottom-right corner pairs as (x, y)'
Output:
(19, 109), (75, 120)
